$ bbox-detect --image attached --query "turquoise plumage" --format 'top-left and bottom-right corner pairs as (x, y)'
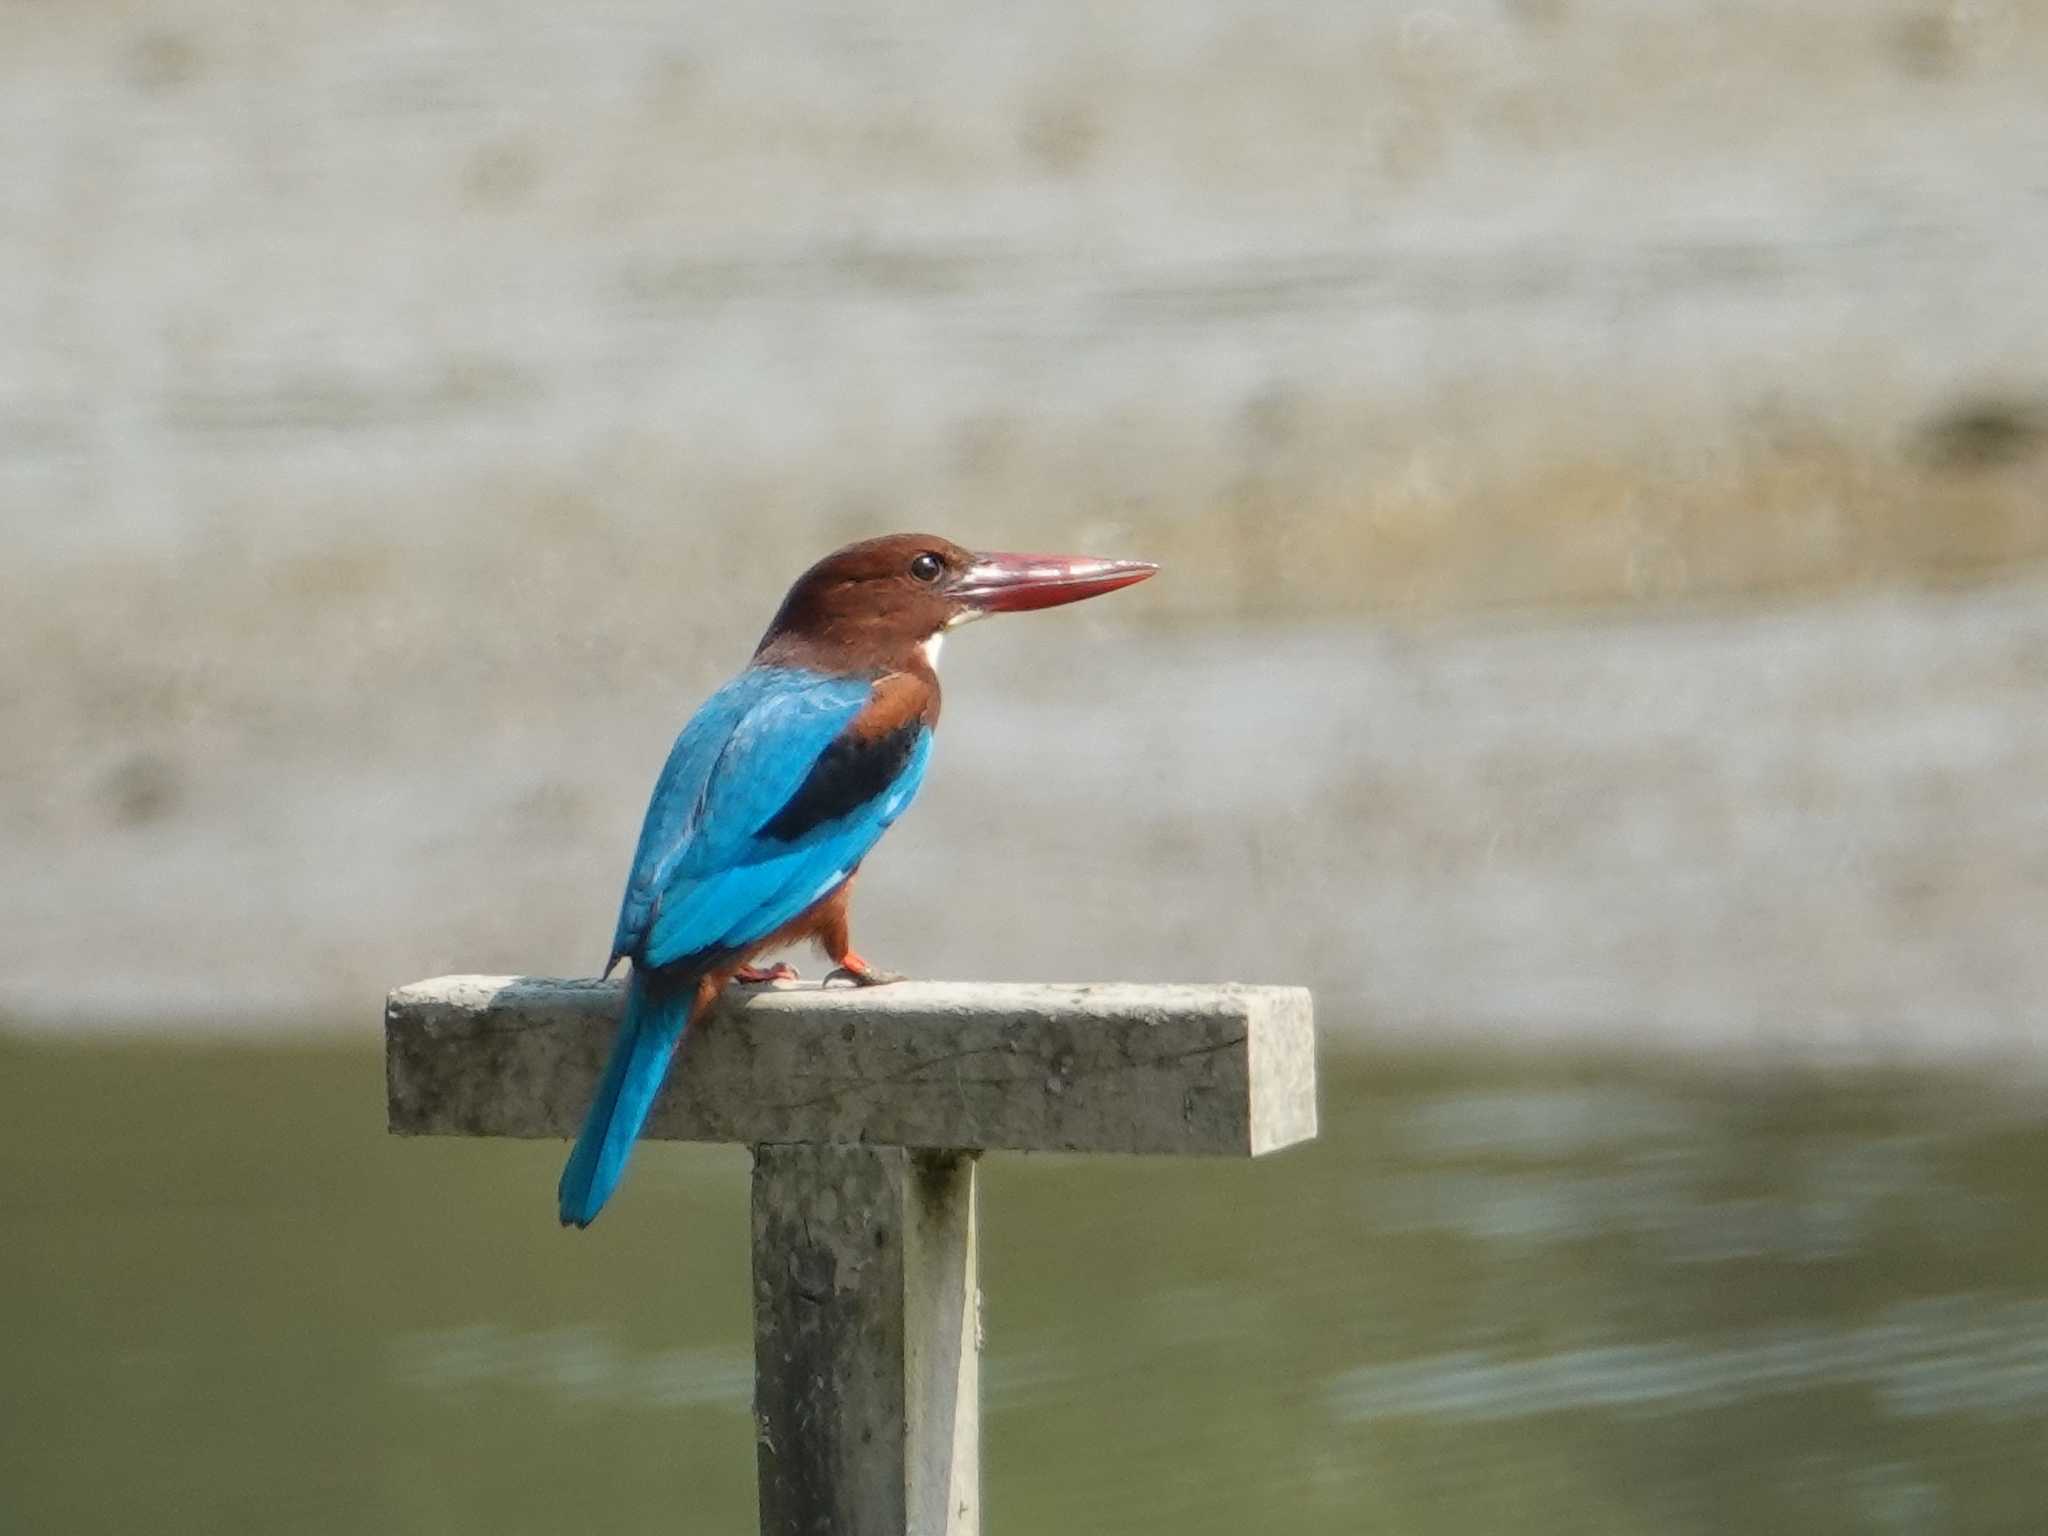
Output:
(556, 967), (694, 1230)
(559, 666), (932, 1228)
(556, 532), (1154, 1228)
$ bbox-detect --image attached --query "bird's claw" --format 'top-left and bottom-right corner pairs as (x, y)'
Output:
(735, 962), (800, 984)
(825, 957), (904, 987)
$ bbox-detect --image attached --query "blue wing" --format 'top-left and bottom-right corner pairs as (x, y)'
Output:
(566, 663), (932, 1226)
(610, 665), (932, 973)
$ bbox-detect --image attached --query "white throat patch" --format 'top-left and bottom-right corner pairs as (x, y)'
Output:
(920, 632), (945, 668)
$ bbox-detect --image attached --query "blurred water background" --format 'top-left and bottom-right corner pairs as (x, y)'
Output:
(5, 0), (2048, 1530)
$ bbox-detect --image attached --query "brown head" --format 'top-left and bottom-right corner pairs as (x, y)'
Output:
(753, 533), (1156, 675)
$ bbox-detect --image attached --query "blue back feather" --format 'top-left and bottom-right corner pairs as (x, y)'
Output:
(610, 668), (874, 964)
(564, 664), (933, 1225)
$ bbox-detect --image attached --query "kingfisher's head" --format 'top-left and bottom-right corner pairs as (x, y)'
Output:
(755, 533), (1156, 672)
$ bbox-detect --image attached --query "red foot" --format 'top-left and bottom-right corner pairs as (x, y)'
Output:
(824, 951), (905, 987)
(735, 962), (799, 984)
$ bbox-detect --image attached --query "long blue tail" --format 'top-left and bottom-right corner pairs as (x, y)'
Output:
(558, 968), (692, 1228)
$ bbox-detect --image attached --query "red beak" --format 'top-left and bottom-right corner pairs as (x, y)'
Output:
(952, 551), (1158, 614)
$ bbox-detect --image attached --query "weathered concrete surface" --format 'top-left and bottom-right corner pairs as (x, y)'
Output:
(385, 976), (1317, 1157)
(751, 1146), (979, 1536)
(900, 1153), (978, 1536)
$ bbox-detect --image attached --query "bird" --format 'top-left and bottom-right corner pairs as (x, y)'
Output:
(558, 532), (1157, 1227)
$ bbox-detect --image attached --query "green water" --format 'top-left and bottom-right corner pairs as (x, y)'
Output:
(5, 1035), (2048, 1534)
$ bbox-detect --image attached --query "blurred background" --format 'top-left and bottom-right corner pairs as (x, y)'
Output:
(5, 0), (2048, 1530)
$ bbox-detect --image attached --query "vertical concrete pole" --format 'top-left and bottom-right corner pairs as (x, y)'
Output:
(751, 1144), (979, 1536)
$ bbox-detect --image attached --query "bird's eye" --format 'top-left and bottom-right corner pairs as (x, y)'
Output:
(909, 552), (944, 583)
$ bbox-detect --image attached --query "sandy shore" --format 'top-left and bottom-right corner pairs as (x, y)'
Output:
(7, 577), (2044, 1066)
(5, 0), (2048, 618)
(5, 0), (2047, 1054)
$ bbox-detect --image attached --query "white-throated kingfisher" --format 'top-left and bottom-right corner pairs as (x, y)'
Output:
(558, 533), (1156, 1227)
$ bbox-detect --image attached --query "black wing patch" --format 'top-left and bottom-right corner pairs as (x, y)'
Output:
(761, 720), (925, 843)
